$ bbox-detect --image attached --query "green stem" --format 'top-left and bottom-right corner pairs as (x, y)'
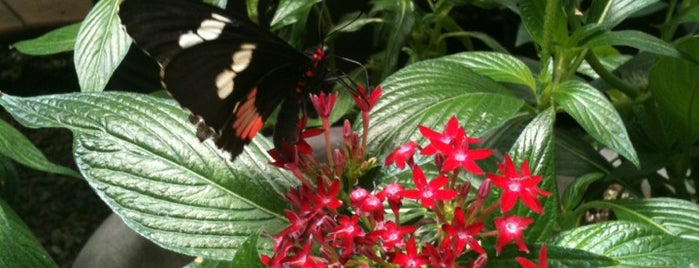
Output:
(661, 0), (679, 41)
(585, 52), (642, 99)
(540, 0), (561, 72)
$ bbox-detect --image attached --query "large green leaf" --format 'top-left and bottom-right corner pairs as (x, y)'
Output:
(673, 5), (699, 24)
(648, 36), (699, 140)
(486, 244), (616, 268)
(586, 0), (660, 30)
(74, 0), (131, 92)
(519, 0), (567, 46)
(0, 199), (56, 267)
(509, 107), (558, 242)
(554, 130), (613, 177)
(0, 92), (293, 259)
(599, 198), (699, 242)
(376, 0), (416, 79)
(0, 118), (79, 178)
(184, 235), (263, 268)
(442, 52), (536, 90)
(270, 0), (321, 30)
(552, 221), (699, 267)
(12, 23), (81, 56)
(203, 0), (227, 9)
(553, 80), (639, 167)
(583, 30), (681, 58)
(369, 54), (524, 156)
(560, 173), (605, 212)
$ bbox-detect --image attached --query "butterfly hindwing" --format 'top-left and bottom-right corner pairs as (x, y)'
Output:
(119, 0), (314, 160)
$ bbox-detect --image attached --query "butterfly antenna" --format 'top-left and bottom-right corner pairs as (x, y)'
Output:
(332, 55), (370, 89)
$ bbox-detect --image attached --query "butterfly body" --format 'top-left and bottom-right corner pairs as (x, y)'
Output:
(119, 0), (327, 160)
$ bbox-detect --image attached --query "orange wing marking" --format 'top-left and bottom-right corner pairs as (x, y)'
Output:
(233, 88), (264, 140)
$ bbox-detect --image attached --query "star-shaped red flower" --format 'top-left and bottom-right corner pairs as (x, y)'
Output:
(487, 155), (551, 214)
(494, 215), (533, 254)
(516, 244), (547, 268)
(442, 208), (485, 254)
(401, 166), (458, 209)
(385, 141), (418, 169)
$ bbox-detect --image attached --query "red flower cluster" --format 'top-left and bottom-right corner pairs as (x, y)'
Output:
(262, 85), (549, 267)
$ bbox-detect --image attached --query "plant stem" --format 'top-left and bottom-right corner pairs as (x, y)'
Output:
(585, 52), (642, 99)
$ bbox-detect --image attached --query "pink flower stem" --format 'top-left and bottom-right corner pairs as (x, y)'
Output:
(449, 169), (461, 189)
(478, 200), (502, 222)
(361, 111), (370, 153)
(322, 117), (335, 167)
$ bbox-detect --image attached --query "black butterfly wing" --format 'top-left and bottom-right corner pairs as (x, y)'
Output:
(119, 0), (310, 159)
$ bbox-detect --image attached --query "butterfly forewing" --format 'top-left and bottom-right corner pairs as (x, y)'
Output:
(119, 0), (314, 160)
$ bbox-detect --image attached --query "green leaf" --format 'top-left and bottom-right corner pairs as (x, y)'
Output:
(0, 199), (57, 267)
(554, 130), (613, 177)
(12, 23), (81, 55)
(509, 107), (558, 242)
(203, 0), (227, 9)
(586, 0), (660, 30)
(648, 36), (699, 139)
(552, 221), (699, 267)
(604, 198), (699, 242)
(553, 80), (639, 167)
(270, 0), (321, 30)
(246, 0), (259, 23)
(0, 118), (80, 178)
(0, 92), (294, 259)
(74, 0), (131, 92)
(184, 259), (233, 268)
(442, 52), (536, 90)
(440, 31), (510, 54)
(487, 244), (617, 268)
(184, 235), (263, 268)
(333, 12), (382, 33)
(583, 30), (681, 58)
(519, 0), (567, 46)
(0, 156), (20, 204)
(369, 54), (524, 156)
(231, 235), (265, 268)
(673, 5), (699, 24)
(561, 172), (605, 211)
(377, 0), (416, 79)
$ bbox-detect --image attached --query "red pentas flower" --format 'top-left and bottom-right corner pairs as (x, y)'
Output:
(268, 142), (299, 171)
(494, 215), (533, 254)
(306, 177), (342, 212)
(516, 244), (547, 268)
(419, 116), (465, 156)
(400, 166), (458, 209)
(435, 141), (492, 175)
(385, 141), (418, 169)
(370, 220), (417, 251)
(442, 208), (485, 254)
(309, 91), (338, 119)
(423, 236), (464, 268)
(390, 236), (428, 268)
(295, 117), (323, 155)
(419, 115), (482, 156)
(487, 155), (551, 214)
(329, 215), (365, 258)
(350, 84), (382, 112)
(377, 182), (405, 217)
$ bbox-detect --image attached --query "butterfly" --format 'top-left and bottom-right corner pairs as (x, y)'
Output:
(118, 0), (329, 161)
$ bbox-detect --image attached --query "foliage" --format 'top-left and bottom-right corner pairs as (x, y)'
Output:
(2, 0), (699, 266)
